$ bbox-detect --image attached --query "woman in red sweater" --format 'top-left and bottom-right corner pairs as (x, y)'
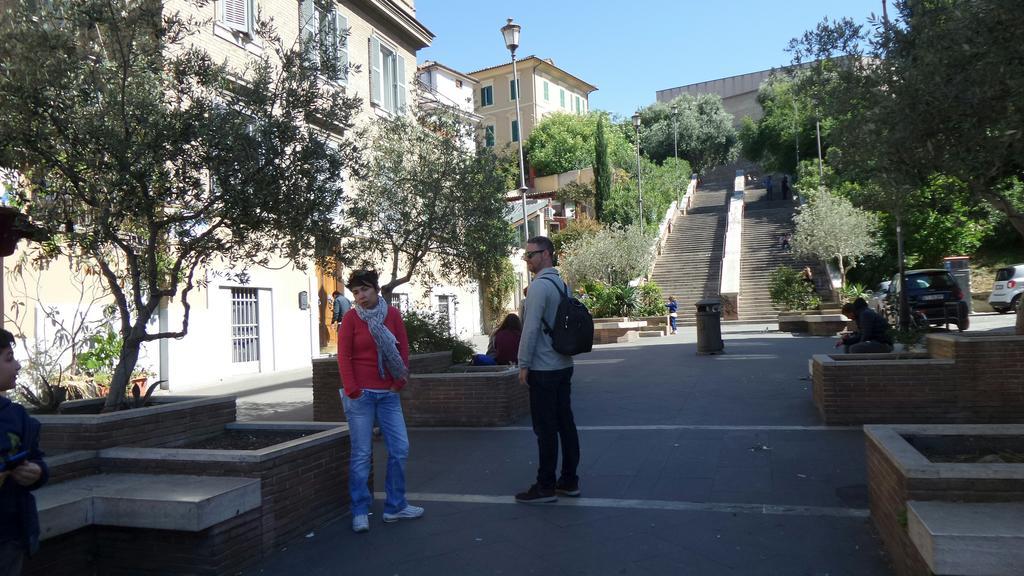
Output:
(491, 313), (522, 365)
(337, 270), (423, 533)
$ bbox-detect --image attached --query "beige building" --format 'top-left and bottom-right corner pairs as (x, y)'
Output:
(470, 56), (597, 153)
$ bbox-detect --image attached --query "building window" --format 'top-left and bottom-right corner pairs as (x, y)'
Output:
(455, 79), (463, 89)
(298, 0), (348, 84)
(480, 85), (493, 107)
(511, 119), (519, 143)
(509, 78), (519, 101)
(484, 125), (495, 147)
(560, 88), (565, 108)
(543, 81), (549, 101)
(230, 288), (260, 363)
(369, 36), (406, 114)
(576, 95), (581, 114)
(218, 0), (254, 36)
(436, 295), (455, 333)
(388, 293), (409, 313)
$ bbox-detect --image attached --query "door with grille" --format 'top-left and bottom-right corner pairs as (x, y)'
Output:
(231, 287), (261, 373)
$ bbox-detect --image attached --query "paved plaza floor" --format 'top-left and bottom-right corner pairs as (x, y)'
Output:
(229, 314), (1016, 575)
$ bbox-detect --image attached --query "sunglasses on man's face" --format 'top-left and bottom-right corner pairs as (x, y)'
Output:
(523, 249), (546, 260)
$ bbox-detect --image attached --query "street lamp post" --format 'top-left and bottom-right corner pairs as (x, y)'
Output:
(501, 18), (529, 246)
(671, 103), (679, 206)
(632, 112), (643, 224)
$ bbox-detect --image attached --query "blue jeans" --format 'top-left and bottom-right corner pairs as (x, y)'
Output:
(341, 389), (410, 516)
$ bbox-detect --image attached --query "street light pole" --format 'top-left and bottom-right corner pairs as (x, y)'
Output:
(632, 112), (643, 224)
(501, 18), (529, 246)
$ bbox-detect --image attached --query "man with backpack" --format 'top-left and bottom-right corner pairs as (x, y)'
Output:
(516, 236), (582, 504)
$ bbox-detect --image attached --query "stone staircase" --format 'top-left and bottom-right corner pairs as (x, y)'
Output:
(739, 188), (830, 321)
(650, 183), (730, 325)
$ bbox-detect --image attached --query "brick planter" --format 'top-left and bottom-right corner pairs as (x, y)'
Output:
(36, 395), (236, 454)
(28, 421), (350, 576)
(314, 359), (525, 427)
(593, 320), (647, 344)
(402, 366), (526, 426)
(312, 352), (452, 422)
(98, 422), (349, 553)
(865, 424), (1024, 576)
(812, 333), (1024, 425)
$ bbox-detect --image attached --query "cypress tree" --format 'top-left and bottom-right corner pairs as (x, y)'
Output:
(593, 115), (612, 221)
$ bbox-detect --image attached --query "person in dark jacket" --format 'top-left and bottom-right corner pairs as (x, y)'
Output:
(836, 298), (894, 353)
(0, 329), (48, 575)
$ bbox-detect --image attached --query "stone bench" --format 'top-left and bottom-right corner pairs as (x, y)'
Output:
(37, 473), (261, 540)
(908, 501), (1024, 576)
(593, 320), (648, 344)
(778, 313), (851, 336)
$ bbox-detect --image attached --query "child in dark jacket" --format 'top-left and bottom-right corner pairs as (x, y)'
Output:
(0, 329), (48, 575)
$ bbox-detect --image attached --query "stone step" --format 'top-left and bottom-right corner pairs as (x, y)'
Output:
(908, 501), (1024, 576)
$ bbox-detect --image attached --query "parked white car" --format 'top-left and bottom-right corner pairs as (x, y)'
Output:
(866, 280), (891, 315)
(988, 264), (1024, 314)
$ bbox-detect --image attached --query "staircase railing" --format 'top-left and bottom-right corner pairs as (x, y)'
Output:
(718, 170), (746, 319)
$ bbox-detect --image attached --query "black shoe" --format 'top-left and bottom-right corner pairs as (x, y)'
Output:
(515, 484), (557, 504)
(555, 478), (581, 497)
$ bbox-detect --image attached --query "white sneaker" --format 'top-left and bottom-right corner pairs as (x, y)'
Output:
(382, 505), (424, 523)
(352, 514), (369, 533)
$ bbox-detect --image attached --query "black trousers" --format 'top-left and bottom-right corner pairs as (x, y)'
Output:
(528, 367), (580, 489)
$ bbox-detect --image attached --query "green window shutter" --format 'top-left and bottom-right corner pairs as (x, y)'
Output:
(512, 120), (519, 142)
(560, 89), (565, 107)
(543, 81), (549, 101)
(336, 12), (348, 84)
(485, 125), (495, 147)
(369, 36), (382, 106)
(395, 53), (407, 113)
(510, 78), (517, 100)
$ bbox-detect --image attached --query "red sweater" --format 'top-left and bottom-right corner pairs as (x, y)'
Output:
(337, 305), (410, 399)
(492, 329), (521, 365)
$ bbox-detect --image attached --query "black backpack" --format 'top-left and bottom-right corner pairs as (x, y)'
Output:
(539, 276), (594, 356)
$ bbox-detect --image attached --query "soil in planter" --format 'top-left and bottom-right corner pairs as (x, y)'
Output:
(907, 434), (1024, 464)
(184, 430), (313, 450)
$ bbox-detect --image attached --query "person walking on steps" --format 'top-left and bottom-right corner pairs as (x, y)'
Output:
(337, 270), (423, 533)
(667, 296), (679, 334)
(515, 236), (581, 504)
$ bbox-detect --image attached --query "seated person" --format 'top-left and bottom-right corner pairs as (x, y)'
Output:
(491, 313), (522, 365)
(836, 298), (893, 353)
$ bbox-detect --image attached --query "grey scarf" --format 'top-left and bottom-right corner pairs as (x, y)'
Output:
(354, 295), (409, 381)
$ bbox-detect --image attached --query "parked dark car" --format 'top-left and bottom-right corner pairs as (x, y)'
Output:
(887, 269), (969, 331)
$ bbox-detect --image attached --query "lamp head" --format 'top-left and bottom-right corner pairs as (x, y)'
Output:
(671, 104), (678, 115)
(501, 18), (520, 53)
(632, 112), (641, 130)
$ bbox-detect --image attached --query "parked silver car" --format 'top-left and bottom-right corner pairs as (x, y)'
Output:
(866, 280), (891, 315)
(988, 264), (1024, 314)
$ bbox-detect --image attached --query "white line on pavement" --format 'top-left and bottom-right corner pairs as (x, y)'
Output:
(409, 425), (861, 432)
(377, 492), (869, 519)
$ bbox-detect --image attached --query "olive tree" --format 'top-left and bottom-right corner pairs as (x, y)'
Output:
(559, 225), (654, 287)
(791, 190), (882, 287)
(0, 0), (364, 410)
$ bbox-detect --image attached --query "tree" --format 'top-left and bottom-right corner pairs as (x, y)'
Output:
(593, 115), (612, 220)
(738, 77), (821, 175)
(637, 94), (738, 174)
(342, 108), (516, 295)
(0, 0), (364, 410)
(559, 225), (654, 287)
(791, 190), (882, 287)
(524, 112), (633, 176)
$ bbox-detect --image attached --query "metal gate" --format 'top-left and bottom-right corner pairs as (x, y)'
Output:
(231, 288), (260, 364)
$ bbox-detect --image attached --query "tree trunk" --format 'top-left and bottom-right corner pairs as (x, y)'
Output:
(837, 255), (845, 289)
(102, 338), (142, 412)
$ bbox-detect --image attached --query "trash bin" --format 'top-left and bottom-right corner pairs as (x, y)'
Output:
(695, 299), (724, 355)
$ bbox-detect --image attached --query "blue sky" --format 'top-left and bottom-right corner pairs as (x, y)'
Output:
(416, 0), (887, 118)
